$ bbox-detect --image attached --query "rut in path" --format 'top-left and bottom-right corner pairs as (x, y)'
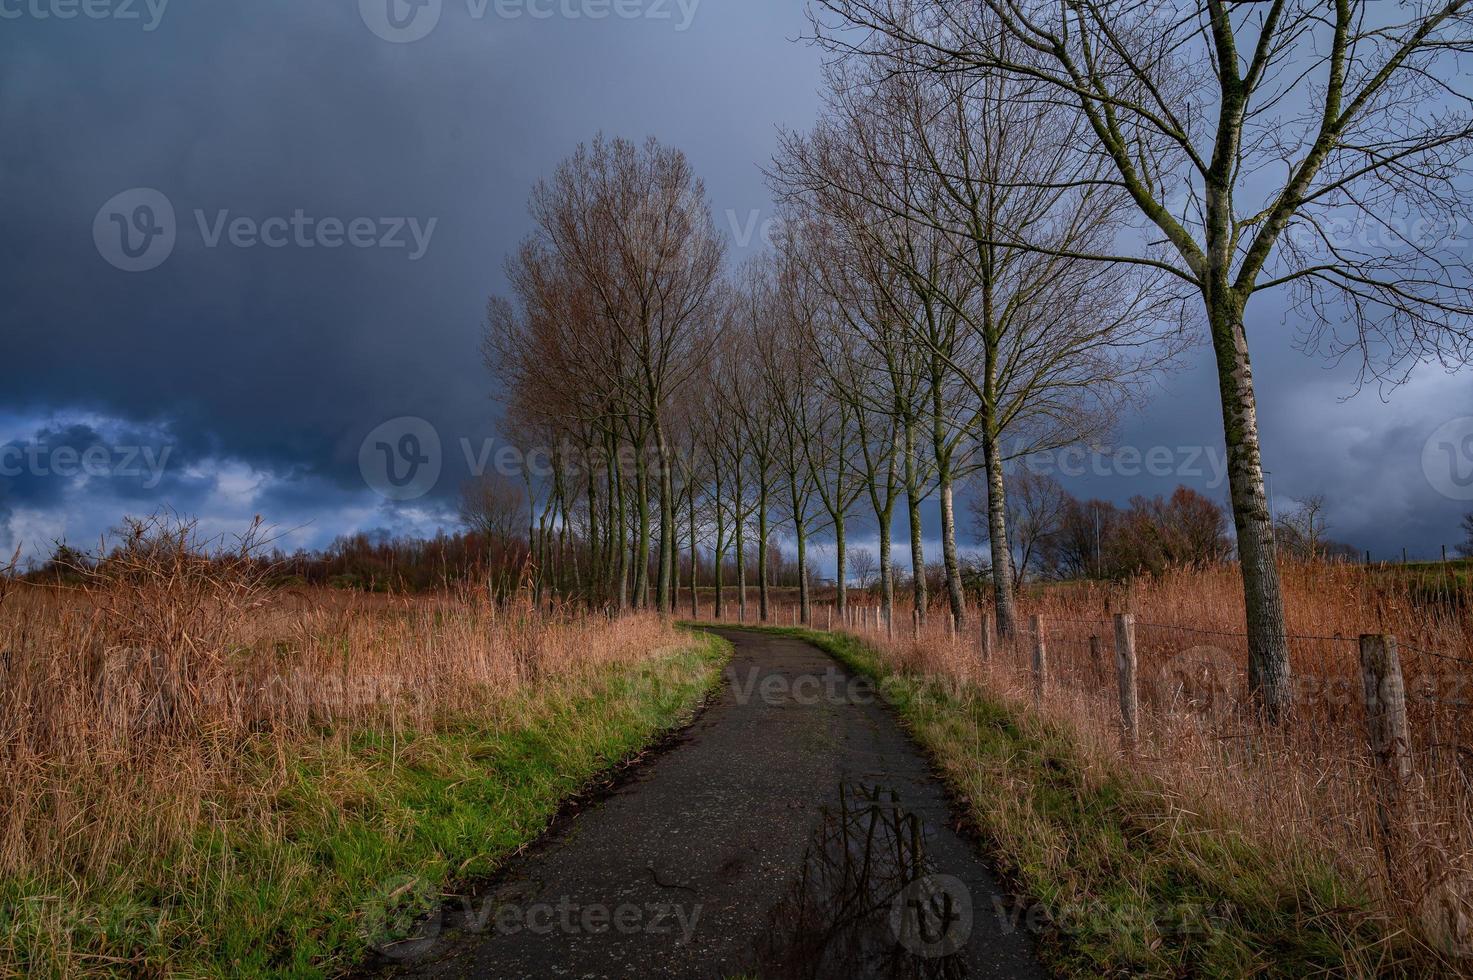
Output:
(370, 629), (1044, 980)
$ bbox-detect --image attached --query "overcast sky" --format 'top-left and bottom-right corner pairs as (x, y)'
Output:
(2, 0), (1470, 566)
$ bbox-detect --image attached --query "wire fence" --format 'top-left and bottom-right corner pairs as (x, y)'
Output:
(690, 595), (1473, 795)
(690, 584), (1473, 946)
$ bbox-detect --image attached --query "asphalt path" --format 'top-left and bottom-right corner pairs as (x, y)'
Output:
(371, 627), (1044, 979)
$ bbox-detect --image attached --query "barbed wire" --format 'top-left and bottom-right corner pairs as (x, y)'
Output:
(1016, 616), (1367, 645)
(1401, 644), (1473, 668)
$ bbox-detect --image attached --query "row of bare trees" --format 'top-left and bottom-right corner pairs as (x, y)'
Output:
(802, 0), (1473, 718)
(485, 0), (1473, 719)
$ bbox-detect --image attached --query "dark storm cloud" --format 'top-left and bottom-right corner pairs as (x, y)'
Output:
(0, 0), (1468, 562)
(0, 0), (822, 554)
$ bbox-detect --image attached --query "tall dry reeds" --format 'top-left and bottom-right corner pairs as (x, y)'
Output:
(702, 561), (1473, 958)
(0, 514), (683, 902)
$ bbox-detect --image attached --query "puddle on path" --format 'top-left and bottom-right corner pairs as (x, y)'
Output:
(755, 783), (970, 979)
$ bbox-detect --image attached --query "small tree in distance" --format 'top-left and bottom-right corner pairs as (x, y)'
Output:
(848, 546), (878, 589)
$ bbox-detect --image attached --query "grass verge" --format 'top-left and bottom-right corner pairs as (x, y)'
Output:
(701, 624), (1420, 978)
(2, 631), (729, 978)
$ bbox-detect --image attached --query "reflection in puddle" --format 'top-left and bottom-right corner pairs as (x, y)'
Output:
(756, 784), (969, 979)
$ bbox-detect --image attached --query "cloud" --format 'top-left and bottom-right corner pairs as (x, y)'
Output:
(1, 1), (1466, 563)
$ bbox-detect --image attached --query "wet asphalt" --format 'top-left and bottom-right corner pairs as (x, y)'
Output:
(370, 627), (1045, 980)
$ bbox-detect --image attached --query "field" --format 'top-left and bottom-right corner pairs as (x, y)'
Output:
(9, 522), (1473, 976)
(694, 561), (1473, 974)
(0, 526), (727, 976)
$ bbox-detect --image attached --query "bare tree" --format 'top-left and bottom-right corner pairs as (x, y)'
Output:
(459, 474), (525, 545)
(1460, 512), (1473, 559)
(777, 220), (869, 618)
(750, 260), (818, 624)
(814, 0), (1473, 716)
(528, 134), (725, 615)
(849, 546), (879, 588)
(727, 262), (784, 621)
(774, 47), (1186, 637)
(973, 469), (1071, 586)
(1276, 494), (1331, 560)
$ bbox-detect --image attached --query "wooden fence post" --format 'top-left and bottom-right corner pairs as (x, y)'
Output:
(1113, 613), (1139, 745)
(1360, 634), (1412, 782)
(1031, 615), (1047, 706)
(979, 614), (992, 665)
(1360, 634), (1412, 875)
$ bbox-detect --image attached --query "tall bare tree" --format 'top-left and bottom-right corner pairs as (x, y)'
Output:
(775, 52), (1185, 637)
(815, 0), (1473, 715)
(528, 134), (725, 615)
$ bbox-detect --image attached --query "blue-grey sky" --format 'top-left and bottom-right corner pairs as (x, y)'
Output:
(1, 0), (1469, 564)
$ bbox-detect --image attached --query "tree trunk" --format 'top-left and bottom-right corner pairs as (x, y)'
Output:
(1211, 299), (1291, 719)
(878, 508), (895, 631)
(633, 448), (650, 609)
(796, 515), (810, 625)
(689, 470), (699, 619)
(834, 512), (847, 616)
(585, 461), (599, 606)
(930, 353), (965, 627)
(612, 450), (627, 611)
(758, 475), (770, 622)
(734, 469), (747, 622)
(654, 421), (674, 615)
(713, 487), (726, 620)
(938, 476), (965, 628)
(982, 428), (1016, 638)
(903, 419), (927, 623)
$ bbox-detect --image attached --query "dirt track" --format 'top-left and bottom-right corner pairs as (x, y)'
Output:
(373, 628), (1043, 979)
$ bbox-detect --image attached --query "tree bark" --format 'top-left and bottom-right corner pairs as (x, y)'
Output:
(633, 447), (650, 609)
(713, 465), (726, 619)
(585, 457), (599, 605)
(938, 475), (964, 628)
(903, 418), (927, 623)
(612, 446), (628, 611)
(1210, 298), (1292, 719)
(834, 512), (847, 616)
(734, 467), (747, 622)
(689, 468), (699, 619)
(758, 475), (771, 622)
(982, 428), (1016, 638)
(796, 515), (810, 625)
(878, 510), (895, 631)
(655, 420), (674, 615)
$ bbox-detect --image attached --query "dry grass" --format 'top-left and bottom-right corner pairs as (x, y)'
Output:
(0, 515), (705, 974)
(700, 562), (1473, 972)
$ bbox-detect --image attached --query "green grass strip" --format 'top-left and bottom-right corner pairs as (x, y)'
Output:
(2, 632), (730, 978)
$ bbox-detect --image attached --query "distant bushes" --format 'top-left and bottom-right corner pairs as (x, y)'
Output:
(26, 524), (531, 595)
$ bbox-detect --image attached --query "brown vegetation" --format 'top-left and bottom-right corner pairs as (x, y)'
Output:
(0, 515), (693, 971)
(699, 557), (1473, 962)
